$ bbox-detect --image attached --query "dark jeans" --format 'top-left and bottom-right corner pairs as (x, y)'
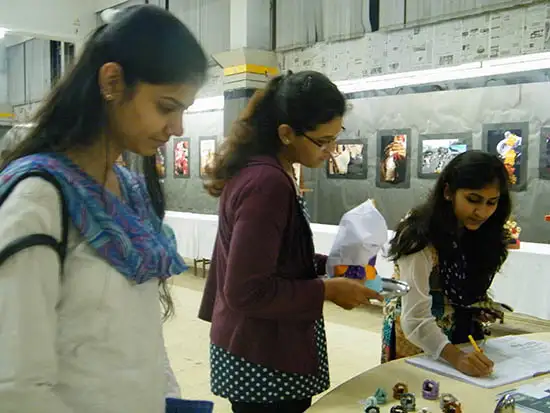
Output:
(231, 398), (312, 413)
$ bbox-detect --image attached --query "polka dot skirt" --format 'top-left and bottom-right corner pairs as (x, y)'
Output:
(210, 318), (330, 403)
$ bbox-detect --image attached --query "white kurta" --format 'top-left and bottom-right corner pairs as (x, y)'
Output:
(397, 248), (450, 358)
(0, 177), (180, 413)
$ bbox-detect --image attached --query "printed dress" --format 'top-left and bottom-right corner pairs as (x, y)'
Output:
(381, 247), (505, 363)
(210, 195), (330, 403)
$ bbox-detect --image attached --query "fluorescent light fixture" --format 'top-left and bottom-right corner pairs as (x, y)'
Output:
(0, 28), (8, 39)
(180, 52), (550, 112)
(335, 51), (550, 94)
(186, 95), (224, 113)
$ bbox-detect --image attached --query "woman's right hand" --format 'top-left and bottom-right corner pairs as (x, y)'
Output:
(323, 278), (383, 310)
(454, 351), (494, 377)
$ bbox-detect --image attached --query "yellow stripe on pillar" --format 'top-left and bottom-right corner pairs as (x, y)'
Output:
(0, 113), (14, 119)
(223, 64), (279, 77)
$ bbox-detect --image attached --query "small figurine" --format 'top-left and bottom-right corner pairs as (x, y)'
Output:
(374, 387), (388, 404)
(393, 382), (408, 400)
(422, 379), (439, 400)
(420, 408), (431, 413)
(400, 392), (416, 411)
(443, 401), (462, 413)
(390, 406), (406, 413)
(504, 218), (521, 249)
(495, 394), (516, 412)
(365, 396), (378, 407)
(440, 393), (458, 410)
(364, 406), (380, 413)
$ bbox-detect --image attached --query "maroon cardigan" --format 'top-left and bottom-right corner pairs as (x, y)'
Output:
(198, 156), (327, 375)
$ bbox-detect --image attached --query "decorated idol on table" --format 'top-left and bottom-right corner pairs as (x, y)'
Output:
(326, 199), (388, 293)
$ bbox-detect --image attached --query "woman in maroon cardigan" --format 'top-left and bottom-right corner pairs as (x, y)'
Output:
(199, 71), (381, 413)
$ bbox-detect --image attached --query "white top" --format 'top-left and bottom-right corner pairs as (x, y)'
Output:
(397, 248), (450, 359)
(0, 178), (180, 413)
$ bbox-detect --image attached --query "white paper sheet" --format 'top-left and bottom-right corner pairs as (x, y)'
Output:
(407, 336), (550, 389)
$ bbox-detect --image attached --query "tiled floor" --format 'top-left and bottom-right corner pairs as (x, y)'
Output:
(165, 272), (550, 413)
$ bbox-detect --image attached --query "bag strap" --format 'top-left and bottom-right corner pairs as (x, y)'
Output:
(0, 171), (69, 266)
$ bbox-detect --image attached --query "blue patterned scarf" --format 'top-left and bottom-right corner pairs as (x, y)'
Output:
(0, 153), (187, 283)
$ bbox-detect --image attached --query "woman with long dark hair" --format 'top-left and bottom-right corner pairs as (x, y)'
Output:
(0, 5), (207, 413)
(381, 150), (512, 377)
(198, 71), (382, 413)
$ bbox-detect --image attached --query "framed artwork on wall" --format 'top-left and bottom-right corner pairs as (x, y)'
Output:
(482, 123), (528, 191)
(173, 137), (190, 179)
(326, 139), (368, 179)
(418, 132), (472, 179)
(199, 136), (217, 177)
(156, 144), (166, 179)
(539, 127), (550, 180)
(376, 129), (411, 189)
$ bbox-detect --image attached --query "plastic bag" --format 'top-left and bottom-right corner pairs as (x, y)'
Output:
(326, 199), (388, 291)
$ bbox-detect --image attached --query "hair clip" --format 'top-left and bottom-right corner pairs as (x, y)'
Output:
(364, 396), (378, 408)
(374, 387), (388, 404)
(443, 401), (462, 413)
(400, 393), (416, 411)
(440, 393), (459, 410)
(364, 406), (380, 413)
(390, 405), (406, 413)
(495, 394), (516, 412)
(393, 382), (408, 400)
(422, 379), (439, 400)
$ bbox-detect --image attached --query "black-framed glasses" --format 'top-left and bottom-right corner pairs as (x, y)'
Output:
(303, 127), (345, 151)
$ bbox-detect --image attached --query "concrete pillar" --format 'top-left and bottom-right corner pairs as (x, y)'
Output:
(213, 0), (279, 136)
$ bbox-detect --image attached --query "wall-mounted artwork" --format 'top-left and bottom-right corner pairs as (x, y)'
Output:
(173, 137), (190, 179)
(483, 123), (528, 190)
(199, 137), (217, 177)
(376, 129), (411, 188)
(327, 139), (368, 179)
(418, 133), (472, 179)
(540, 127), (550, 180)
(156, 145), (166, 179)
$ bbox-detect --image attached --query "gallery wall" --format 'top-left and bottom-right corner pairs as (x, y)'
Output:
(163, 109), (223, 214)
(300, 81), (550, 243)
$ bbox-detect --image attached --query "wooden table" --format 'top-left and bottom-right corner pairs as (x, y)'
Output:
(308, 332), (550, 412)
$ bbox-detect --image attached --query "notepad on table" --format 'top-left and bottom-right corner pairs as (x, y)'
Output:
(406, 336), (550, 389)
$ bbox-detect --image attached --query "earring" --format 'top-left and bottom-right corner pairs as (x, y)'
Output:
(104, 94), (114, 101)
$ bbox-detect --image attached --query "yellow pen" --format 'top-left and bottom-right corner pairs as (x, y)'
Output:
(468, 335), (482, 353)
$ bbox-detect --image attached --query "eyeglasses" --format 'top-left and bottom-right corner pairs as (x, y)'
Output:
(303, 127), (345, 152)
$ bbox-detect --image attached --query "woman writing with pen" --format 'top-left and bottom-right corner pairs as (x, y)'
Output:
(381, 151), (512, 377)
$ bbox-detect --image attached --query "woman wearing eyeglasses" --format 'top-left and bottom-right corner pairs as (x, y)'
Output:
(198, 71), (381, 413)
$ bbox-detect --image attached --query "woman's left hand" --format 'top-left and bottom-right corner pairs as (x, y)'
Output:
(477, 310), (498, 323)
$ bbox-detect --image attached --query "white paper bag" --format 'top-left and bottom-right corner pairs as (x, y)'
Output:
(326, 199), (388, 277)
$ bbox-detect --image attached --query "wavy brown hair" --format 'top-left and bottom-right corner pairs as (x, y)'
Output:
(204, 70), (346, 197)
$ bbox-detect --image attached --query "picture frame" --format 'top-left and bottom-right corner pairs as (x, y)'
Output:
(539, 127), (550, 180)
(199, 136), (217, 178)
(418, 133), (473, 179)
(482, 123), (528, 191)
(326, 139), (368, 180)
(376, 129), (412, 189)
(173, 137), (191, 179)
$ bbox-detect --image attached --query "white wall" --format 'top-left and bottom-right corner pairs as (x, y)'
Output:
(0, 40), (8, 108)
(0, 0), (96, 43)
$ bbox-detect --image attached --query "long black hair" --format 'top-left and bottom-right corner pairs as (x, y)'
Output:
(389, 150), (511, 281)
(204, 70), (346, 196)
(1, 5), (208, 319)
